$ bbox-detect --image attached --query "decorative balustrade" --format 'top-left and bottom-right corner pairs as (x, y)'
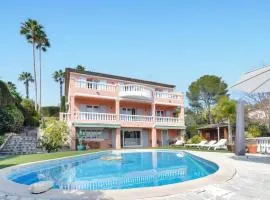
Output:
(120, 114), (153, 122)
(119, 84), (153, 100)
(252, 137), (270, 153)
(156, 116), (184, 126)
(74, 79), (116, 92)
(155, 91), (183, 100)
(59, 112), (71, 121)
(75, 112), (117, 121)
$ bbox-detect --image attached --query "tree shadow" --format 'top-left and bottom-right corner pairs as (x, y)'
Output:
(229, 154), (270, 164)
(0, 155), (18, 169)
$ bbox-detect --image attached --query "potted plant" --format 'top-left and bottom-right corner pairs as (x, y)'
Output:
(246, 125), (260, 154)
(77, 130), (85, 151)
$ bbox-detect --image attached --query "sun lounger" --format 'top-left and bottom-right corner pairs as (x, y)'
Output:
(200, 140), (217, 149)
(185, 140), (207, 148)
(208, 139), (227, 150)
(174, 139), (185, 146)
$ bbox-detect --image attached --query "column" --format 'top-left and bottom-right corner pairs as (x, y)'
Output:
(217, 126), (220, 141)
(235, 100), (245, 156)
(115, 128), (121, 149)
(151, 128), (157, 147)
(70, 95), (75, 120)
(71, 126), (76, 150)
(115, 99), (120, 121)
(151, 103), (156, 121)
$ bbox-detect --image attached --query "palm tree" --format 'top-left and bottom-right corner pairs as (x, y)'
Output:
(36, 30), (50, 113)
(76, 65), (86, 72)
(53, 70), (65, 105)
(20, 19), (43, 111)
(18, 72), (34, 99)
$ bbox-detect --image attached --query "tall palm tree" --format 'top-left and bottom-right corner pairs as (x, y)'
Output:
(18, 72), (34, 99)
(36, 30), (50, 113)
(53, 70), (65, 105)
(20, 19), (43, 111)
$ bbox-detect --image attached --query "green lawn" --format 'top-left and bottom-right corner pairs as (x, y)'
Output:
(0, 150), (100, 169)
(0, 147), (229, 169)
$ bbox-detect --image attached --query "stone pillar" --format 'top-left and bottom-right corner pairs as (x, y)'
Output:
(217, 126), (220, 141)
(151, 103), (156, 121)
(115, 128), (121, 149)
(71, 126), (76, 150)
(235, 100), (245, 156)
(70, 95), (75, 121)
(151, 128), (157, 147)
(115, 99), (120, 121)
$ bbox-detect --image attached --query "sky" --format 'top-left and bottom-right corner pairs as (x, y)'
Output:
(1, 0), (270, 106)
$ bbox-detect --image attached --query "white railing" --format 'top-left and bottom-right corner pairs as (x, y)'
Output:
(59, 112), (71, 121)
(155, 91), (183, 100)
(252, 137), (270, 153)
(120, 114), (153, 122)
(119, 84), (153, 100)
(74, 80), (116, 92)
(156, 117), (184, 125)
(75, 112), (117, 121)
(119, 84), (151, 92)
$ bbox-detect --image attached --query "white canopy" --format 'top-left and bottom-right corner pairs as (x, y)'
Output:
(232, 66), (270, 93)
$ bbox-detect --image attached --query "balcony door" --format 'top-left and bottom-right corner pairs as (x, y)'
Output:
(121, 130), (142, 147)
(161, 130), (169, 146)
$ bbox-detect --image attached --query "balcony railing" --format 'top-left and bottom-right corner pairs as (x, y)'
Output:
(119, 84), (153, 100)
(75, 112), (117, 121)
(155, 91), (183, 100)
(59, 112), (71, 121)
(120, 114), (153, 122)
(156, 116), (184, 126)
(74, 80), (116, 92)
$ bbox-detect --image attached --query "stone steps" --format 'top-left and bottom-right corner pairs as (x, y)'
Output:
(0, 135), (37, 155)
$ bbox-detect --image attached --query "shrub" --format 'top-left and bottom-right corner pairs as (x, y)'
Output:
(190, 135), (202, 144)
(247, 125), (261, 138)
(40, 119), (69, 152)
(41, 106), (60, 117)
(0, 135), (4, 146)
(0, 105), (24, 133)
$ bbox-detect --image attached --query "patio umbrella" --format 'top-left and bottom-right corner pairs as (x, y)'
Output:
(231, 66), (270, 155)
(232, 66), (270, 93)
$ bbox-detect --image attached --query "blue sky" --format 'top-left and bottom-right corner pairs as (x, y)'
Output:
(1, 0), (270, 106)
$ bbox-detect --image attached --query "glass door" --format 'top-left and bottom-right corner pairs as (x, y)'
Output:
(122, 130), (142, 147)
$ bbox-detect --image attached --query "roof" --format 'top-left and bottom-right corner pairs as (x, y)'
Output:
(197, 122), (228, 130)
(66, 68), (176, 88)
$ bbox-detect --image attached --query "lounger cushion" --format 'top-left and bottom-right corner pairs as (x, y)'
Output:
(29, 181), (54, 194)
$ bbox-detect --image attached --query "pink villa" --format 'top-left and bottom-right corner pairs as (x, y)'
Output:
(60, 68), (185, 150)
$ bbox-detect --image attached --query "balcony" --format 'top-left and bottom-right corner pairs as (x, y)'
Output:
(155, 91), (184, 105)
(60, 112), (184, 128)
(155, 116), (184, 127)
(119, 84), (153, 100)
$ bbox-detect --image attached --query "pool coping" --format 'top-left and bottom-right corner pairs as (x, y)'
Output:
(0, 149), (236, 200)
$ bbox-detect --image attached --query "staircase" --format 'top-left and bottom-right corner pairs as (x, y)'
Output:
(0, 134), (37, 155)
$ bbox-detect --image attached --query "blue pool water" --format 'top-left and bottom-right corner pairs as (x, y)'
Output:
(9, 151), (218, 190)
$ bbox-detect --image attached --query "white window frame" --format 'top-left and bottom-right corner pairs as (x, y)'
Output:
(121, 129), (143, 148)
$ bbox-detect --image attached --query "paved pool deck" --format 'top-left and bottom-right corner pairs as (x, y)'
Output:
(0, 150), (270, 200)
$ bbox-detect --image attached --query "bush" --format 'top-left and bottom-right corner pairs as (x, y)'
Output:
(0, 105), (24, 133)
(0, 135), (5, 146)
(40, 119), (69, 152)
(247, 125), (261, 138)
(20, 99), (40, 127)
(41, 106), (60, 117)
(190, 135), (202, 144)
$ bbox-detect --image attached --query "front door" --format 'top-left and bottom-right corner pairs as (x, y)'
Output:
(161, 130), (169, 146)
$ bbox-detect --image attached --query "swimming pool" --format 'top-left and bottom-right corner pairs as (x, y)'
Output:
(8, 150), (218, 190)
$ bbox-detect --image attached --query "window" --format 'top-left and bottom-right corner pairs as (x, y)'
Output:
(156, 110), (165, 117)
(80, 129), (105, 140)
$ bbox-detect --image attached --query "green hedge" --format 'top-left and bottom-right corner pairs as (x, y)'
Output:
(20, 99), (40, 127)
(41, 106), (60, 117)
(0, 105), (24, 133)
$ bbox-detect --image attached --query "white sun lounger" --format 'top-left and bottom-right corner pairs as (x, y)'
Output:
(174, 139), (184, 146)
(208, 139), (228, 150)
(200, 140), (217, 149)
(185, 140), (207, 148)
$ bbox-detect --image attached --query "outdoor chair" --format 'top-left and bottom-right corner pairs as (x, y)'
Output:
(207, 139), (227, 150)
(184, 140), (207, 148)
(200, 140), (217, 149)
